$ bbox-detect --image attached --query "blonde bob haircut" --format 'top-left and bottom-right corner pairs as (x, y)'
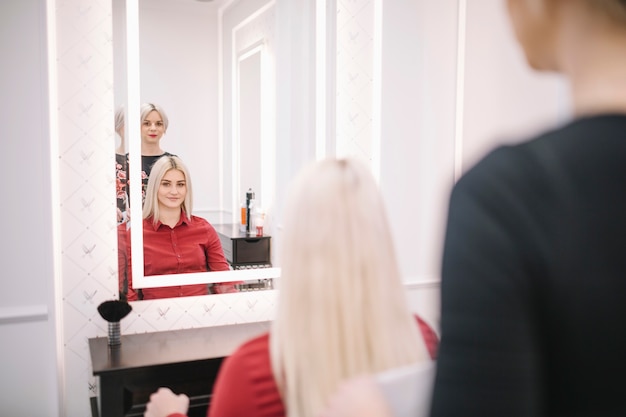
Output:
(140, 102), (169, 132)
(142, 155), (193, 224)
(270, 157), (429, 417)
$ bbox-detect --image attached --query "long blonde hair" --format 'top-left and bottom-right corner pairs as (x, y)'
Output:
(142, 155), (193, 223)
(270, 157), (429, 417)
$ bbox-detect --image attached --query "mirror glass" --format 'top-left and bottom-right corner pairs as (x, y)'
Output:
(113, 0), (280, 301)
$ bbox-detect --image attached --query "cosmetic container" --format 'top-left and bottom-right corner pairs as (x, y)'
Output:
(245, 188), (255, 236)
(240, 201), (247, 233)
(255, 208), (265, 236)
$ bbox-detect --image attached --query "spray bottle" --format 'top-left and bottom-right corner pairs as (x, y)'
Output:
(245, 188), (255, 236)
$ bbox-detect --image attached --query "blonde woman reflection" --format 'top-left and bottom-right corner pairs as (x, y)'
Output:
(118, 155), (235, 301)
(143, 158), (439, 417)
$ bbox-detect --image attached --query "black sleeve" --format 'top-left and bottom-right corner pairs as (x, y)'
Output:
(430, 147), (543, 417)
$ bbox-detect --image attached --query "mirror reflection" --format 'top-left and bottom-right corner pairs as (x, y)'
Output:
(115, 103), (174, 225)
(113, 0), (279, 301)
(118, 155), (243, 300)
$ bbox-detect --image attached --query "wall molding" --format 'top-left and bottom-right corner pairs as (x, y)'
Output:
(404, 278), (441, 290)
(0, 305), (49, 325)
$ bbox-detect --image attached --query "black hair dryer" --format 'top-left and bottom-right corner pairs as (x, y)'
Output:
(245, 188), (255, 235)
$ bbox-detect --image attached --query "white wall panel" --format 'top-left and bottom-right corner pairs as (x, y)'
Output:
(462, 0), (569, 172)
(379, 1), (459, 283)
(0, 0), (59, 415)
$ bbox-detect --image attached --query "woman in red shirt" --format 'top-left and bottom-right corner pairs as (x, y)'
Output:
(118, 155), (232, 300)
(145, 157), (438, 417)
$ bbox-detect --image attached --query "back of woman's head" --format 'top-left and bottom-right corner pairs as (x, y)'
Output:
(279, 158), (399, 305)
(142, 155), (193, 222)
(271, 157), (428, 417)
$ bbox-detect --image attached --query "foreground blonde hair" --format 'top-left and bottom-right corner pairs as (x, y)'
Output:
(270, 158), (429, 417)
(142, 155), (193, 223)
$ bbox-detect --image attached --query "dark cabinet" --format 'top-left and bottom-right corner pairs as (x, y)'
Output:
(213, 223), (272, 270)
(89, 321), (270, 417)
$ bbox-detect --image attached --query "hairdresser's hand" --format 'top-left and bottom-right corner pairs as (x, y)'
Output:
(144, 387), (189, 417)
(319, 375), (392, 417)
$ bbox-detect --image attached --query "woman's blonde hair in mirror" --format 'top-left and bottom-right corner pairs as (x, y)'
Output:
(114, 106), (126, 155)
(270, 157), (429, 417)
(142, 155), (193, 224)
(114, 106), (125, 137)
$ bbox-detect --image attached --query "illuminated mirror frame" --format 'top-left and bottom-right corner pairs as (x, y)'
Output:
(233, 42), (276, 221)
(125, 0), (281, 290)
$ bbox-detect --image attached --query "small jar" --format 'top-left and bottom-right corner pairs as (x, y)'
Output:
(255, 209), (265, 236)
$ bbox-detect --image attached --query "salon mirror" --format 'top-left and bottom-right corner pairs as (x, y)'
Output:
(113, 0), (280, 300)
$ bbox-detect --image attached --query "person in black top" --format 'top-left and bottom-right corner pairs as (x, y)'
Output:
(320, 1), (626, 417)
(115, 103), (174, 224)
(429, 1), (626, 416)
(116, 103), (174, 301)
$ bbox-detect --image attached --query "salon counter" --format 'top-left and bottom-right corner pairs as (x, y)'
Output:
(89, 321), (271, 417)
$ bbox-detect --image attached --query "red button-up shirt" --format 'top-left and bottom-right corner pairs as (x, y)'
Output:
(118, 213), (231, 300)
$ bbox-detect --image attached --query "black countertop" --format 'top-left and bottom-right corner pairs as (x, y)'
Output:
(90, 321), (271, 375)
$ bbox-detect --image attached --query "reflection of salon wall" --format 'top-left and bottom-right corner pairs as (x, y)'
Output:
(221, 0), (276, 222)
(142, 0), (221, 220)
(113, 0), (223, 221)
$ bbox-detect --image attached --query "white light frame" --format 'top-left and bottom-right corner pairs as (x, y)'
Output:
(126, 0), (280, 289)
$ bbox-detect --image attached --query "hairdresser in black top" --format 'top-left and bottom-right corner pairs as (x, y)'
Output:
(115, 103), (174, 224)
(430, 1), (626, 416)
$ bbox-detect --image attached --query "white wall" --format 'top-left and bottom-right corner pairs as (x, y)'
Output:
(461, 0), (569, 172)
(0, 0), (60, 415)
(379, 0), (569, 330)
(380, 1), (459, 286)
